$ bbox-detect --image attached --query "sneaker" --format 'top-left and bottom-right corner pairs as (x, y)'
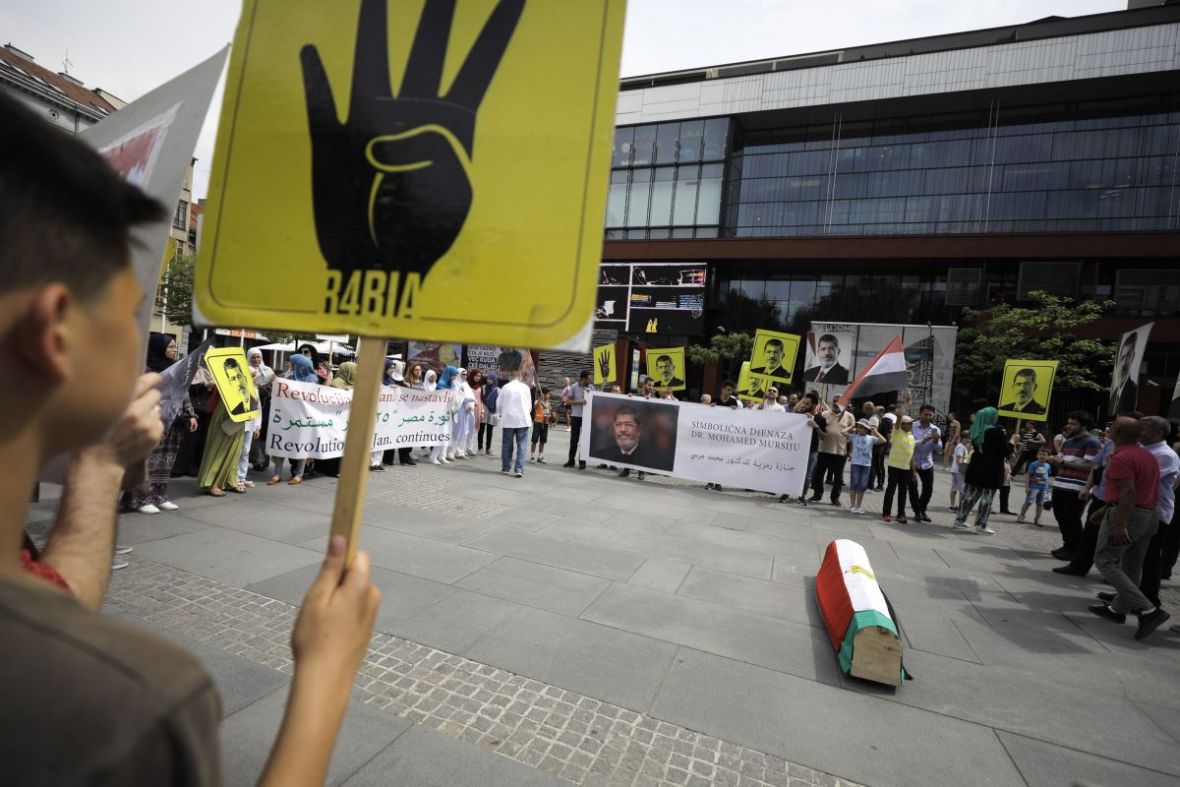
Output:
(850, 506), (860, 514)
(976, 526), (997, 535)
(500, 469), (510, 475)
(637, 471), (645, 480)
(882, 514), (892, 522)
(830, 499), (842, 507)
(948, 505), (959, 512)
(807, 496), (822, 503)
(111, 558), (129, 571)
(896, 516), (908, 524)
(797, 497), (809, 507)
(1096, 591), (1115, 603)
(159, 501), (179, 511)
(537, 457), (546, 464)
(440, 457), (451, 464)
(1088, 604), (1126, 624)
(578, 462), (586, 470)
(513, 471), (524, 478)
(952, 522), (971, 530)
(529, 456), (536, 463)
(1135, 608), (1170, 641)
(1016, 517), (1026, 524)
(369, 465), (383, 472)
(618, 468), (630, 478)
(136, 504), (160, 515)
(431, 458), (441, 465)
(563, 462), (575, 468)
(1052, 565), (1088, 576)
(114, 545), (133, 555)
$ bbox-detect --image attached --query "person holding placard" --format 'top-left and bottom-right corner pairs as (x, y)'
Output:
(197, 363), (247, 497)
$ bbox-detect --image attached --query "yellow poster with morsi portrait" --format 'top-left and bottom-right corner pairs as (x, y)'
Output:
(593, 343), (617, 386)
(206, 347), (262, 423)
(737, 361), (767, 403)
(646, 347), (686, 391)
(750, 329), (801, 386)
(997, 359), (1058, 422)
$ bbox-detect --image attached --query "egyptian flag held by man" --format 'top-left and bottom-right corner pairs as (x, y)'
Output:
(836, 336), (907, 407)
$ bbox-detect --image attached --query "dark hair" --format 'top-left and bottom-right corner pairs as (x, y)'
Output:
(224, 357), (241, 369)
(721, 379), (735, 388)
(818, 334), (839, 346)
(1066, 410), (1094, 429)
(919, 403), (935, 413)
(1015, 368), (1037, 380)
(764, 338), (783, 350)
(656, 354), (672, 365)
(579, 369), (591, 380)
(1121, 332), (1137, 348)
(0, 91), (166, 301)
(614, 404), (642, 425)
(498, 350), (523, 373)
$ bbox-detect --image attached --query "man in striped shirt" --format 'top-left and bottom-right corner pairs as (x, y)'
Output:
(1048, 411), (1103, 563)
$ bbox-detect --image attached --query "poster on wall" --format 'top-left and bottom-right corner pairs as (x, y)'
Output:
(997, 360), (1058, 422)
(578, 392), (812, 494)
(594, 262), (708, 335)
(1109, 323), (1153, 416)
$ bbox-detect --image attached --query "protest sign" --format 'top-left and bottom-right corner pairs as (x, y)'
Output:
(195, 0), (626, 350)
(594, 344), (617, 386)
(1109, 323), (1152, 416)
(646, 347), (686, 391)
(204, 348), (262, 423)
(750, 329), (800, 387)
(268, 379), (451, 458)
(158, 340), (211, 430)
(578, 392), (812, 495)
(736, 361), (766, 403)
(409, 342), (463, 376)
(997, 360), (1058, 421)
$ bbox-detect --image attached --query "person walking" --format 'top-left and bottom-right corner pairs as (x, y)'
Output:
(563, 371), (593, 470)
(1048, 411), (1103, 562)
(907, 404), (942, 522)
(1053, 420), (1117, 577)
(1126, 416), (1179, 613)
(952, 407), (1011, 534)
(498, 365), (533, 477)
(1087, 417), (1170, 640)
(882, 415), (917, 523)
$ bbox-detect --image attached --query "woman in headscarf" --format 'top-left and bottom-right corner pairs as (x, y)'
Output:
(953, 406), (1012, 534)
(465, 369), (484, 456)
(269, 353), (317, 485)
(197, 354), (248, 497)
(423, 369), (437, 391)
(447, 368), (475, 461)
(122, 333), (198, 513)
(478, 372), (499, 456)
(430, 366), (457, 464)
(247, 348), (275, 470)
(324, 361), (385, 472)
(382, 359), (417, 467)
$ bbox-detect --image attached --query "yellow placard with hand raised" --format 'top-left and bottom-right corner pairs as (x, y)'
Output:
(997, 359), (1058, 422)
(205, 347), (262, 423)
(593, 343), (616, 385)
(646, 347), (686, 391)
(195, 0), (626, 349)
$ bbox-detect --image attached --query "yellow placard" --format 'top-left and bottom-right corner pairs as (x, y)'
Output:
(997, 359), (1058, 422)
(593, 343), (616, 386)
(737, 361), (770, 403)
(750, 329), (801, 386)
(205, 347), (262, 423)
(646, 347), (685, 391)
(195, 0), (626, 349)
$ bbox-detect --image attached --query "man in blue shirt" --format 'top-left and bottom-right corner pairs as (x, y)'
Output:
(907, 404), (942, 522)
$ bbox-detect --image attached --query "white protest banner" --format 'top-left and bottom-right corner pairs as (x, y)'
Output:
(578, 392), (813, 495)
(268, 380), (451, 459)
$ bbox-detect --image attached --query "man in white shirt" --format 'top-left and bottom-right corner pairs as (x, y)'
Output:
(563, 370), (594, 470)
(497, 365), (534, 477)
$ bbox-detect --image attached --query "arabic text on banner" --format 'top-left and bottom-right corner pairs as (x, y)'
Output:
(267, 379), (452, 459)
(577, 392), (813, 495)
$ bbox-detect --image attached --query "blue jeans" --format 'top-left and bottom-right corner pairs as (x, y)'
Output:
(501, 427), (529, 474)
(849, 464), (870, 492)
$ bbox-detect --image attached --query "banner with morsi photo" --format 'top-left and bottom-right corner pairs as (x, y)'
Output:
(577, 391), (812, 495)
(267, 379), (451, 459)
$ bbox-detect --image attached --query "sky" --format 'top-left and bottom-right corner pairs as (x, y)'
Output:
(5, 0), (1125, 199)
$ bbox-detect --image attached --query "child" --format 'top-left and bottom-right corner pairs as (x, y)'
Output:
(529, 388), (552, 463)
(949, 435), (972, 511)
(845, 418), (884, 514)
(1018, 447), (1052, 525)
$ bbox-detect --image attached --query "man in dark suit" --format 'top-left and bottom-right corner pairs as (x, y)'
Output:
(223, 357), (260, 416)
(654, 355), (684, 389)
(804, 334), (849, 384)
(596, 404), (674, 472)
(1109, 332), (1139, 415)
(999, 368), (1047, 415)
(751, 338), (789, 380)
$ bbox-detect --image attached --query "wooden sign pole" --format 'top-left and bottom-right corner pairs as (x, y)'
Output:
(328, 335), (386, 566)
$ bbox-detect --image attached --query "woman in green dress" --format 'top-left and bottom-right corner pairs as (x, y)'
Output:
(198, 363), (247, 496)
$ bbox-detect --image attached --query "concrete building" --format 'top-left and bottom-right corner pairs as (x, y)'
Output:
(599, 5), (1180, 416)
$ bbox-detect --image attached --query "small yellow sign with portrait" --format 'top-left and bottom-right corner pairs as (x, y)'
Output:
(206, 347), (262, 423)
(750, 329), (801, 385)
(593, 343), (616, 386)
(646, 347), (686, 392)
(997, 359), (1058, 422)
(737, 361), (768, 403)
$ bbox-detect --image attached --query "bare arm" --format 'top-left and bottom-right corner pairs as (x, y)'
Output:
(39, 374), (162, 610)
(1111, 477), (1135, 545)
(259, 537), (380, 787)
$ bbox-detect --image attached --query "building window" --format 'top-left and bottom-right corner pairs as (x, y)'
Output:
(173, 200), (188, 230)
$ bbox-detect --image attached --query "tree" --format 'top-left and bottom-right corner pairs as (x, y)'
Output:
(156, 253), (195, 327)
(688, 331), (753, 383)
(953, 291), (1114, 403)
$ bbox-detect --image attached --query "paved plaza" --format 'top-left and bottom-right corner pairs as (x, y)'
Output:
(28, 429), (1180, 787)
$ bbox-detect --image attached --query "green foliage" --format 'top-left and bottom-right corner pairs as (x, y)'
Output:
(688, 331), (753, 382)
(954, 291), (1114, 400)
(155, 253), (195, 327)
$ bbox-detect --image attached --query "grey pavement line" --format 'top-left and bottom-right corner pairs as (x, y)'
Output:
(103, 557), (863, 787)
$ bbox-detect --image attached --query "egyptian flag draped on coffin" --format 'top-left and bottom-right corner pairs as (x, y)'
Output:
(815, 539), (907, 686)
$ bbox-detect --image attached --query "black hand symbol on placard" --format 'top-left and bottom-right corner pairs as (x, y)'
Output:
(599, 350), (611, 378)
(300, 0), (525, 278)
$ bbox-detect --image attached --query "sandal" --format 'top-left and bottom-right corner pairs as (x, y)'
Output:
(267, 475), (281, 485)
(227, 483), (247, 494)
(241, 480), (256, 488)
(288, 476), (303, 485)
(207, 487), (226, 497)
